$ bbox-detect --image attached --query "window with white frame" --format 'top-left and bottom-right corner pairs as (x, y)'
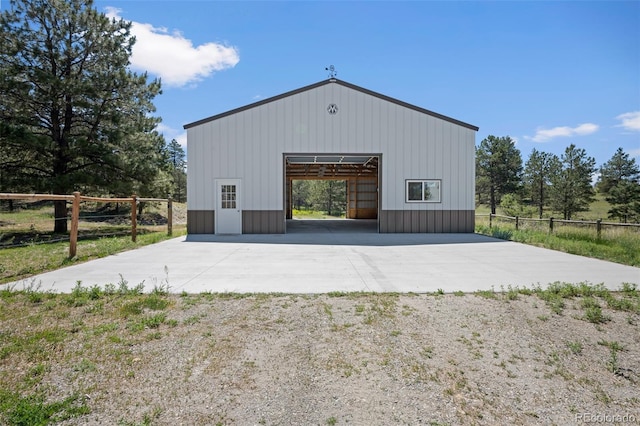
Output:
(406, 180), (441, 203)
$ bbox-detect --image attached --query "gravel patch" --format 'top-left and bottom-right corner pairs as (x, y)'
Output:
(1, 290), (639, 425)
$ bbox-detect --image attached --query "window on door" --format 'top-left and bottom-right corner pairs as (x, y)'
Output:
(221, 185), (237, 209)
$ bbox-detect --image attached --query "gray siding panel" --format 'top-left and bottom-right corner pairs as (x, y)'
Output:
(187, 210), (215, 234)
(380, 210), (474, 233)
(243, 210), (285, 234)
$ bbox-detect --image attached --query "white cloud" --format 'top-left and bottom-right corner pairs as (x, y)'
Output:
(527, 123), (599, 142)
(105, 7), (239, 87)
(156, 123), (187, 147)
(615, 111), (640, 132)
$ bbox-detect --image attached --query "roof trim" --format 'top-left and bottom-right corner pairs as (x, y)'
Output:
(183, 78), (479, 131)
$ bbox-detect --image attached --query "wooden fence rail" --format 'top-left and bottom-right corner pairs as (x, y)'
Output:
(0, 192), (173, 257)
(477, 213), (640, 238)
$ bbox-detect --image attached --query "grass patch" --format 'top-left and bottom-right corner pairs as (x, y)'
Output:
(475, 224), (640, 267)
(474, 287), (497, 299)
(0, 390), (89, 425)
(0, 229), (186, 284)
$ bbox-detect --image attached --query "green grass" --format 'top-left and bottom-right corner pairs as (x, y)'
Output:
(475, 223), (640, 267)
(292, 208), (345, 219)
(1, 202), (185, 284)
(0, 280), (175, 425)
(0, 390), (89, 426)
(0, 230), (185, 284)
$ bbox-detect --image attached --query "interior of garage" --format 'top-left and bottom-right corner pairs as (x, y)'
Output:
(284, 154), (380, 232)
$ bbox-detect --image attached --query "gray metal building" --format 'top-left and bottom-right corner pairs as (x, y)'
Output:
(184, 78), (478, 234)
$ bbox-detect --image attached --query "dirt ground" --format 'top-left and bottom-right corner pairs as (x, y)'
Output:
(1, 288), (639, 426)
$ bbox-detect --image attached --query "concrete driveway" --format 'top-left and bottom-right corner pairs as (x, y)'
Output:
(5, 229), (639, 294)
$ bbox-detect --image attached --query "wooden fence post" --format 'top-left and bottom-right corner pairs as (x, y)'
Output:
(596, 219), (602, 240)
(167, 198), (173, 236)
(131, 194), (137, 242)
(549, 217), (554, 233)
(515, 216), (519, 231)
(489, 213), (493, 229)
(69, 192), (81, 258)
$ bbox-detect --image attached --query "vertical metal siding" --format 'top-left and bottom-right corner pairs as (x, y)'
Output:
(188, 81), (476, 232)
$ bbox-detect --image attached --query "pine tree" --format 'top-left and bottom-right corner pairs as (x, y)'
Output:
(597, 148), (640, 194)
(475, 135), (522, 214)
(548, 144), (596, 220)
(523, 149), (561, 218)
(0, 0), (162, 232)
(167, 139), (187, 202)
(606, 180), (640, 223)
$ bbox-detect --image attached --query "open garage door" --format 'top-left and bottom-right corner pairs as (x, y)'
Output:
(284, 153), (380, 232)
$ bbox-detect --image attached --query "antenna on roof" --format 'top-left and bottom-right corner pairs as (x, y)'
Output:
(325, 65), (337, 79)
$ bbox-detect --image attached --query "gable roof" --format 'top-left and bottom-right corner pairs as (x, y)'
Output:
(183, 78), (479, 131)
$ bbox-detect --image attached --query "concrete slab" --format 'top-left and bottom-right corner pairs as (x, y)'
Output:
(5, 232), (639, 294)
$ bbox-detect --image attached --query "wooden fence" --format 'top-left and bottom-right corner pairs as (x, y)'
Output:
(0, 192), (172, 257)
(476, 213), (640, 238)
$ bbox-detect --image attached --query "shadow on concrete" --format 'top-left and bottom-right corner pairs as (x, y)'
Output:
(185, 219), (502, 246)
(286, 219), (378, 234)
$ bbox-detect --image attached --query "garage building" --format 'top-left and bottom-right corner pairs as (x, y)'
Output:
(184, 78), (478, 234)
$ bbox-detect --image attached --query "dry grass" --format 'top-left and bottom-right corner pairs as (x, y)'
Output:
(1, 282), (638, 425)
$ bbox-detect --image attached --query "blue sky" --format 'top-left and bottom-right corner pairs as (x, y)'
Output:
(7, 0), (640, 169)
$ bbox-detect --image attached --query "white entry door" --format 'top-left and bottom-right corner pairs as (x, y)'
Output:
(215, 179), (242, 234)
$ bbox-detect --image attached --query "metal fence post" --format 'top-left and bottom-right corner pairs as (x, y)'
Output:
(131, 195), (137, 242)
(69, 192), (81, 258)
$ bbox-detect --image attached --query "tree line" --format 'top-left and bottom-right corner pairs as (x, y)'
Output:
(292, 180), (347, 217)
(0, 0), (186, 232)
(476, 136), (640, 222)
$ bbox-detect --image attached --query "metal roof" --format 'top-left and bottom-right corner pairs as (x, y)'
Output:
(183, 78), (479, 131)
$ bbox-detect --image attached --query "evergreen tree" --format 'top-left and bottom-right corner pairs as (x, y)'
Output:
(597, 148), (640, 194)
(166, 139), (187, 202)
(475, 135), (522, 214)
(606, 180), (640, 223)
(548, 144), (596, 220)
(523, 149), (561, 218)
(598, 148), (640, 223)
(291, 180), (311, 210)
(0, 0), (162, 232)
(308, 180), (347, 217)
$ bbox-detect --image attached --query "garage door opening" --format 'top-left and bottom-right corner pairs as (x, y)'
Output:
(284, 154), (380, 233)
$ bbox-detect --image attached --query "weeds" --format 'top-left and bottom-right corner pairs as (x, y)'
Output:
(598, 340), (624, 374)
(583, 305), (610, 324)
(566, 341), (583, 355)
(474, 287), (496, 299)
(0, 390), (89, 425)
(501, 285), (519, 301)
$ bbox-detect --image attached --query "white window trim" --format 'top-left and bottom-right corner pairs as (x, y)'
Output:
(405, 179), (441, 203)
